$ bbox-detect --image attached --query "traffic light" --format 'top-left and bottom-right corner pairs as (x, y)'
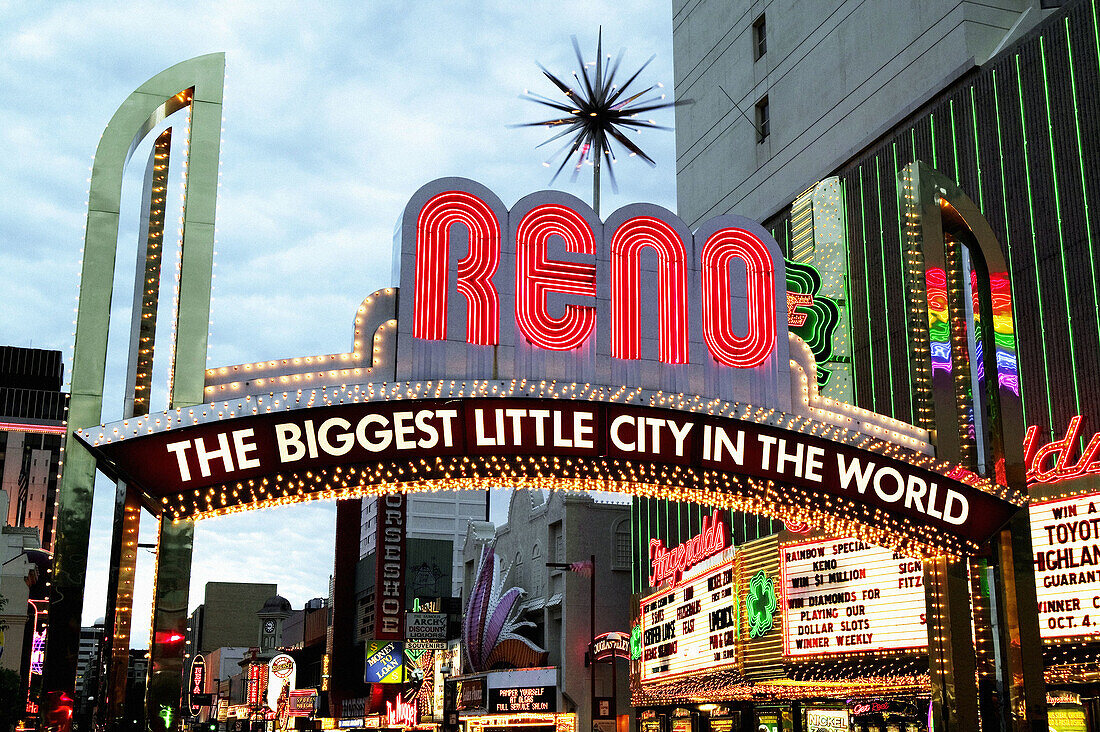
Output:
(44, 691), (74, 732)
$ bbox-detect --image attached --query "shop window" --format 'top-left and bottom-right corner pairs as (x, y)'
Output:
(550, 520), (564, 562)
(752, 14), (767, 60)
(755, 96), (770, 143)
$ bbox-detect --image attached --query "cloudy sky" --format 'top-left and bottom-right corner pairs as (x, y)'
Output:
(0, 3), (678, 639)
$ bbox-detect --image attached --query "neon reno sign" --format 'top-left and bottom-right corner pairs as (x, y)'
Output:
(649, 510), (726, 587)
(400, 179), (784, 369)
(1025, 415), (1100, 484)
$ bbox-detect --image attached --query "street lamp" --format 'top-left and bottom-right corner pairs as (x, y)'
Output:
(546, 554), (596, 732)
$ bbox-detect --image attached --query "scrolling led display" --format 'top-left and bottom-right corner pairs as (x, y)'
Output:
(780, 538), (926, 658)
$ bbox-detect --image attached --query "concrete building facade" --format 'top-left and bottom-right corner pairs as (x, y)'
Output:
(188, 582), (277, 655)
(0, 346), (67, 550)
(672, 0), (1054, 226)
(461, 490), (633, 731)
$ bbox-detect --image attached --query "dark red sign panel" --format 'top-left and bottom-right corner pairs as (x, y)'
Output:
(373, 493), (406, 641)
(82, 398), (1019, 547)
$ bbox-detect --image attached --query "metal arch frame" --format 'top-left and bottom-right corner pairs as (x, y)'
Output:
(46, 53), (223, 731)
(900, 161), (1044, 731)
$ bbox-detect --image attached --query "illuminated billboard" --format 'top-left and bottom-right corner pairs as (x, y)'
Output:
(639, 551), (738, 683)
(1031, 492), (1100, 640)
(780, 538), (926, 657)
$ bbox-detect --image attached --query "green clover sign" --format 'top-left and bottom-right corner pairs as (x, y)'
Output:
(747, 569), (777, 638)
(630, 624), (642, 660)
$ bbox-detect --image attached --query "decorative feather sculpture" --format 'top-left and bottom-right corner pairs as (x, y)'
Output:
(462, 543), (549, 672)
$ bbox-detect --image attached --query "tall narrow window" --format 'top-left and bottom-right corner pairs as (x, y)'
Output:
(752, 14), (767, 60)
(755, 96), (770, 143)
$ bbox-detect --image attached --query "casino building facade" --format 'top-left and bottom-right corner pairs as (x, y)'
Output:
(629, 0), (1100, 730)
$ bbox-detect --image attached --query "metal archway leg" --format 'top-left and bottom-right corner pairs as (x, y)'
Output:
(98, 483), (143, 727)
(992, 513), (1046, 731)
(146, 517), (194, 731)
(924, 555), (979, 730)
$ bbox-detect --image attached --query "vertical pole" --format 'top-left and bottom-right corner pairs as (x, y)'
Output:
(590, 554), (596, 732)
(146, 517), (194, 732)
(593, 157), (601, 219)
(610, 645), (617, 728)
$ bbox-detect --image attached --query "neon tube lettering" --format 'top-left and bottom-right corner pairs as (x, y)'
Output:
(413, 191), (501, 344)
(515, 204), (597, 351)
(700, 227), (776, 368)
(610, 216), (688, 363)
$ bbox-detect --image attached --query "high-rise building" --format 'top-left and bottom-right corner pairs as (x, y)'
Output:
(360, 491), (487, 598)
(74, 620), (105, 716)
(0, 346), (67, 549)
(187, 582), (277, 655)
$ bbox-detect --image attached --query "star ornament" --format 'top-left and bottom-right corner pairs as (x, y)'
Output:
(516, 28), (690, 201)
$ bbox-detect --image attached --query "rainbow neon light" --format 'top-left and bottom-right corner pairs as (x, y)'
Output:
(989, 272), (1020, 396)
(925, 267), (951, 375)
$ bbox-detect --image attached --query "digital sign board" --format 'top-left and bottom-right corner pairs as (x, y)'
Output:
(639, 553), (738, 683)
(1031, 492), (1100, 639)
(780, 538), (926, 657)
(488, 686), (556, 713)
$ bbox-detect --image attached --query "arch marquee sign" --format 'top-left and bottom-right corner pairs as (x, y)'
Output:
(76, 179), (1025, 559)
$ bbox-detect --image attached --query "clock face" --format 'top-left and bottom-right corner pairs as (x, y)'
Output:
(264, 620), (276, 634)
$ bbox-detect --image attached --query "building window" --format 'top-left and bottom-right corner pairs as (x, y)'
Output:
(752, 14), (766, 60)
(613, 520), (631, 569)
(755, 96), (770, 143)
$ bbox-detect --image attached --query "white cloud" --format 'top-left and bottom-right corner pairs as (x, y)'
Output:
(0, 1), (676, 640)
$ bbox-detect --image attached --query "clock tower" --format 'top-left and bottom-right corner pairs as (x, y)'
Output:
(257, 595), (292, 652)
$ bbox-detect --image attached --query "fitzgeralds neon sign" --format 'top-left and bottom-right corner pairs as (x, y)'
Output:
(1024, 415), (1100, 485)
(649, 510), (727, 587)
(404, 180), (782, 368)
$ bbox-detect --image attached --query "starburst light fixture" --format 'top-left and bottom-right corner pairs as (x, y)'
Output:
(517, 28), (689, 215)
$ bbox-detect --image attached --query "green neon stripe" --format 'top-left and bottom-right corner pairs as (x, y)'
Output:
(949, 99), (961, 180)
(892, 143), (916, 424)
(858, 167), (877, 412)
(991, 70), (1028, 427)
(663, 498), (670, 554)
(874, 158), (897, 418)
(1066, 18), (1100, 369)
(668, 499), (677, 545)
(1040, 37), (1083, 419)
(969, 88), (985, 209)
(1015, 55), (1056, 432)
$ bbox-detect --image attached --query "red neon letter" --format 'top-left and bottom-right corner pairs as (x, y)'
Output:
(700, 227), (776, 368)
(610, 216), (688, 363)
(413, 191), (500, 345)
(515, 204), (597, 351)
